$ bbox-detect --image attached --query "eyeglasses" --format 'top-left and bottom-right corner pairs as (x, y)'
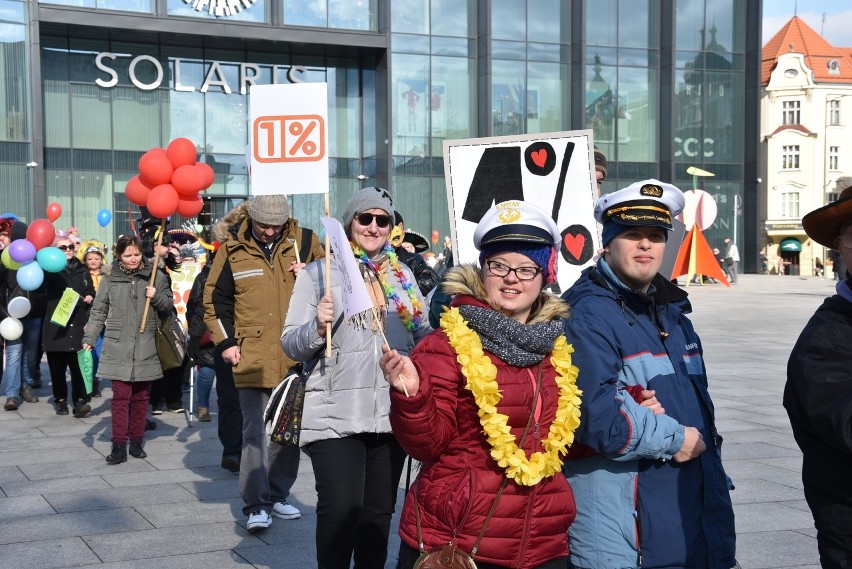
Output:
(356, 212), (392, 228)
(56, 245), (72, 251)
(485, 260), (542, 281)
(837, 234), (852, 250)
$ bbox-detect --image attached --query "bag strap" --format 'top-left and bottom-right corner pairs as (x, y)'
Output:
(415, 362), (544, 556)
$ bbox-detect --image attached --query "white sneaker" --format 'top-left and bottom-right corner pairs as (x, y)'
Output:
(272, 500), (301, 520)
(246, 509), (272, 533)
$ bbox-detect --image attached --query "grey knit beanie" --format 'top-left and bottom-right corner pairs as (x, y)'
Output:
(341, 186), (394, 230)
(247, 194), (290, 226)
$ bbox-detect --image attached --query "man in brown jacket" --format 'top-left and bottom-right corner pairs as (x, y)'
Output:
(204, 194), (324, 533)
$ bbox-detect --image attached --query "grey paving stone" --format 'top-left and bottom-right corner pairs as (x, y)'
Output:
(733, 502), (817, 533)
(142, 450), (223, 470)
(178, 478), (241, 501)
(722, 442), (802, 461)
(0, 465), (26, 484)
(0, 446), (105, 467)
(19, 457), (155, 481)
(735, 530), (819, 569)
(0, 495), (57, 520)
(133, 497), (245, 528)
(0, 508), (153, 545)
(73, 550), (257, 568)
(0, 536), (100, 569)
(728, 478), (809, 505)
(82, 522), (264, 562)
(1, 475), (110, 497)
(44, 483), (197, 513)
(100, 465), (235, 488)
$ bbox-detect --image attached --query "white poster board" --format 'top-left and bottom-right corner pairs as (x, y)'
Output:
(249, 83), (329, 196)
(320, 217), (373, 319)
(443, 130), (600, 292)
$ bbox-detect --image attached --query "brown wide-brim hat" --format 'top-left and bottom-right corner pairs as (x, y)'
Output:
(803, 186), (852, 248)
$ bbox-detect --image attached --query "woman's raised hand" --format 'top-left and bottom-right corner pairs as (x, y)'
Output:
(380, 345), (419, 397)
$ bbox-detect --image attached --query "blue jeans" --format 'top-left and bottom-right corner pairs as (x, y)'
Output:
(196, 365), (215, 408)
(2, 318), (40, 398)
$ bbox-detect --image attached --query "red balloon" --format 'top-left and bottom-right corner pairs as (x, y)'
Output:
(176, 195), (204, 218)
(139, 150), (174, 187)
(26, 219), (56, 250)
(46, 202), (62, 223)
(147, 184), (180, 218)
(125, 175), (152, 206)
(194, 162), (215, 191)
(171, 165), (204, 196)
(166, 138), (197, 169)
(431, 230), (440, 244)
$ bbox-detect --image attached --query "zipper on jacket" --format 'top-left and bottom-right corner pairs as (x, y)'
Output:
(635, 476), (643, 567)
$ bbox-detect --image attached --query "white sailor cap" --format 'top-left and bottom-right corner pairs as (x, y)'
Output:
(594, 179), (685, 230)
(473, 200), (561, 250)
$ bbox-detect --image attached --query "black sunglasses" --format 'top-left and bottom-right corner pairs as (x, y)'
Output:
(356, 212), (392, 228)
(57, 244), (72, 251)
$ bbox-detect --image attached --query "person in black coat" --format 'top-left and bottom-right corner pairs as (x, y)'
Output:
(391, 212), (440, 296)
(43, 233), (95, 417)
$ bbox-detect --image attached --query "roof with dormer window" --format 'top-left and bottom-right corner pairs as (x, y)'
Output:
(762, 16), (852, 85)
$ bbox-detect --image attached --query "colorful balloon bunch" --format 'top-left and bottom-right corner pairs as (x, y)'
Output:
(124, 138), (214, 219)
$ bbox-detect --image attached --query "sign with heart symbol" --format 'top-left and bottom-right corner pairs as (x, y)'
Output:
(443, 130), (600, 291)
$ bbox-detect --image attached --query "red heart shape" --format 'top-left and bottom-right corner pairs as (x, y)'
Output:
(531, 149), (548, 168)
(563, 233), (585, 261)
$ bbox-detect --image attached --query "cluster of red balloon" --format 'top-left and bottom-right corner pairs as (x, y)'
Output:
(125, 138), (214, 219)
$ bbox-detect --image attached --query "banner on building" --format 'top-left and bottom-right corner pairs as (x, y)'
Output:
(249, 83), (329, 196)
(443, 130), (600, 292)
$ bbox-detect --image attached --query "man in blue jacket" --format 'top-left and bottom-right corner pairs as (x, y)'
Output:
(562, 179), (736, 569)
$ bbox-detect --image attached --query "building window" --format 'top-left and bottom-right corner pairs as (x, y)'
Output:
(830, 146), (840, 170)
(829, 99), (841, 126)
(828, 192), (840, 203)
(782, 145), (800, 169)
(781, 192), (799, 218)
(782, 100), (800, 125)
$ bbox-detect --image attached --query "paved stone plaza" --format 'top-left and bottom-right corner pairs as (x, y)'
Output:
(0, 273), (835, 568)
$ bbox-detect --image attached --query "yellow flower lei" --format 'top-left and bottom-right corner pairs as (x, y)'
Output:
(440, 306), (582, 486)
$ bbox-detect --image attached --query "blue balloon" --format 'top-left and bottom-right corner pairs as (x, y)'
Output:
(97, 209), (112, 227)
(16, 261), (44, 291)
(36, 247), (68, 273)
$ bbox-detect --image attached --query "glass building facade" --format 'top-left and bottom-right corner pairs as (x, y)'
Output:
(1, 0), (762, 270)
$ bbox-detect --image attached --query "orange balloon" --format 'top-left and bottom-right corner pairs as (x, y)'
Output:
(139, 149), (174, 187)
(171, 165), (204, 196)
(46, 202), (62, 223)
(195, 162), (215, 191)
(176, 195), (204, 218)
(166, 138), (197, 169)
(125, 175), (152, 206)
(431, 230), (439, 244)
(26, 219), (56, 250)
(147, 184), (180, 218)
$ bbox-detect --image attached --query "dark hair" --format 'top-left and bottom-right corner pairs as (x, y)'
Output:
(114, 234), (143, 259)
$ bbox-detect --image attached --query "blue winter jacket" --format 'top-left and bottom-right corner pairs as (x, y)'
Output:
(562, 262), (735, 569)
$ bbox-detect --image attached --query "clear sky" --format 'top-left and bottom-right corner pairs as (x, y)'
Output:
(763, 0), (852, 47)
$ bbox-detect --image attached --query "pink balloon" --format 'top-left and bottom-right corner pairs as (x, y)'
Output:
(46, 202), (62, 222)
(166, 138), (198, 169)
(26, 219), (56, 250)
(147, 184), (180, 218)
(139, 149), (174, 187)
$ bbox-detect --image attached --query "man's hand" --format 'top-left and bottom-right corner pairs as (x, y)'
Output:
(222, 346), (241, 366)
(640, 389), (665, 415)
(673, 426), (706, 462)
(289, 261), (306, 274)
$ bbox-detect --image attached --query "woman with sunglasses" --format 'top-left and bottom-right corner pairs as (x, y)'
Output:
(379, 201), (584, 569)
(282, 187), (432, 569)
(42, 234), (96, 417)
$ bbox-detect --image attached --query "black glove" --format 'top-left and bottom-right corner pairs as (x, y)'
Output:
(187, 337), (201, 361)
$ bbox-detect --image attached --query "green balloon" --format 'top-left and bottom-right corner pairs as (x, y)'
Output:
(1, 248), (22, 270)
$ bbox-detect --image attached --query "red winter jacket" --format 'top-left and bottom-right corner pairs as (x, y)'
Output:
(390, 266), (578, 569)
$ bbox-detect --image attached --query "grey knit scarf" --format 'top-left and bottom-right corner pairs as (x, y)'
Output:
(457, 304), (563, 367)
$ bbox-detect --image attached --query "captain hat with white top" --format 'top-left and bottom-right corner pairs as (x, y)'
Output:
(595, 179), (685, 246)
(473, 200), (561, 250)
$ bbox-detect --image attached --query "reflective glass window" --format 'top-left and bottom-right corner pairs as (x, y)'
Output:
(328, 0), (374, 30)
(0, 21), (27, 141)
(0, 1), (26, 23)
(392, 53), (429, 156)
(527, 61), (568, 134)
(431, 0), (474, 37)
(586, 0), (617, 47)
(284, 0), (328, 27)
(527, 0), (566, 44)
(40, 0), (151, 11)
(429, 56), (475, 155)
(492, 0), (525, 41)
(492, 59), (526, 136)
(392, 0), (428, 34)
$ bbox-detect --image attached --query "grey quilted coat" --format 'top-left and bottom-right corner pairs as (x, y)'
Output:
(82, 260), (173, 382)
